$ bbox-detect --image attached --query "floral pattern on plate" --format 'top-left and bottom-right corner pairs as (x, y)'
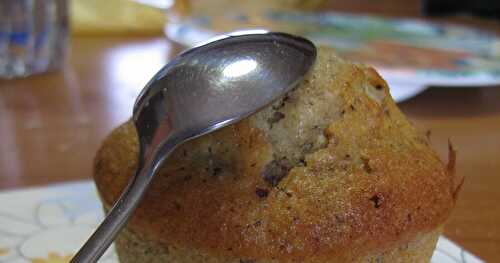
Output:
(0, 181), (484, 263)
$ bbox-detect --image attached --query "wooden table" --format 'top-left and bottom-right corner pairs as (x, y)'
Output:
(1, 19), (499, 263)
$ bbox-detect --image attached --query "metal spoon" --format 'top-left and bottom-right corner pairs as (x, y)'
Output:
(71, 31), (316, 263)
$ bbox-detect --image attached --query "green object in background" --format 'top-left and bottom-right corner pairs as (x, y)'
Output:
(167, 9), (500, 88)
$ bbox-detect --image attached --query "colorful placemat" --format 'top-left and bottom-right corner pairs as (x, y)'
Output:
(165, 9), (500, 102)
(0, 181), (484, 263)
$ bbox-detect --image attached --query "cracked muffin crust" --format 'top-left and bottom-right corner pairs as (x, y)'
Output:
(94, 47), (460, 262)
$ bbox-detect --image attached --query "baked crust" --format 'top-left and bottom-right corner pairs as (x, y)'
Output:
(94, 48), (458, 262)
(113, 217), (442, 263)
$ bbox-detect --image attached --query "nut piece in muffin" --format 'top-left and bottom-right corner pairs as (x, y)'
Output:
(94, 47), (461, 262)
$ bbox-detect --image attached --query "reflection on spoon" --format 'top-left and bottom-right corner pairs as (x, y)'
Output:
(223, 59), (257, 78)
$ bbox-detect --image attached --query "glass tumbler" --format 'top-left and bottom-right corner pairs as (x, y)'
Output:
(0, 0), (68, 78)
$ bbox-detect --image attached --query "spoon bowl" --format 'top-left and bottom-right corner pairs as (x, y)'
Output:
(134, 32), (317, 158)
(71, 32), (316, 263)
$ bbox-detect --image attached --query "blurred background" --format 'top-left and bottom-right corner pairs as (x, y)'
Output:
(0, 0), (499, 262)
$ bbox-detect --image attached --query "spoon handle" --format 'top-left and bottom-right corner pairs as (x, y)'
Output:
(71, 163), (155, 263)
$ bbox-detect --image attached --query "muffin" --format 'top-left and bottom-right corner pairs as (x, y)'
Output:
(94, 47), (461, 262)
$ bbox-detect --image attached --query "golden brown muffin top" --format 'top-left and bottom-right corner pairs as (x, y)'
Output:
(94, 48), (460, 262)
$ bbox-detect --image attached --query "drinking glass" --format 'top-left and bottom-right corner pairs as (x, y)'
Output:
(0, 0), (69, 78)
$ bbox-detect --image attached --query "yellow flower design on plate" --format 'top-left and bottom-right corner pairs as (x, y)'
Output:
(31, 252), (73, 263)
(0, 247), (9, 256)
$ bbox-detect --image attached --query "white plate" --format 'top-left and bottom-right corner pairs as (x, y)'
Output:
(0, 181), (484, 262)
